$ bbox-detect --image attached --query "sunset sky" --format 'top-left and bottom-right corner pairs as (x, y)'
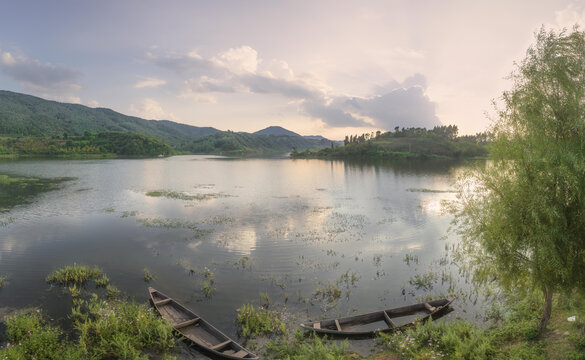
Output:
(1, 1), (584, 139)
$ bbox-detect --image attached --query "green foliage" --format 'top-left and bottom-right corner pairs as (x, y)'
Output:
(293, 125), (489, 160)
(0, 131), (173, 157)
(46, 264), (109, 287)
(452, 27), (585, 331)
(143, 268), (154, 282)
(1, 310), (85, 360)
(74, 297), (175, 359)
(91, 131), (173, 156)
(236, 303), (287, 337)
(264, 330), (350, 360)
(0, 90), (217, 147)
(183, 130), (332, 156)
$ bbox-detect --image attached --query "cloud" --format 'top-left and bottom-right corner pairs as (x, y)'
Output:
(213, 45), (260, 74)
(149, 50), (219, 75)
(554, 4), (585, 29)
(343, 86), (440, 130)
(301, 100), (369, 127)
(134, 77), (166, 88)
(150, 46), (439, 130)
(0, 48), (81, 95)
(129, 98), (178, 120)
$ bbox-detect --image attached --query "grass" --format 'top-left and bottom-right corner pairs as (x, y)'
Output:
(408, 272), (437, 290)
(376, 290), (585, 360)
(236, 303), (288, 337)
(46, 264), (109, 287)
(143, 268), (154, 282)
(265, 329), (352, 359)
(1, 266), (176, 360)
(0, 275), (8, 288)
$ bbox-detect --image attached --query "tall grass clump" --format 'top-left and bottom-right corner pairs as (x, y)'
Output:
(265, 329), (350, 360)
(75, 296), (175, 359)
(0, 310), (84, 359)
(46, 264), (109, 287)
(236, 303), (287, 337)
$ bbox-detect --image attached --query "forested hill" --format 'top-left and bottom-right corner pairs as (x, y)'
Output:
(183, 131), (334, 156)
(291, 126), (490, 160)
(0, 90), (219, 147)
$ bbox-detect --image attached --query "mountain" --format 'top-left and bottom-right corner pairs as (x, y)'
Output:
(183, 130), (333, 156)
(0, 90), (219, 147)
(254, 126), (301, 137)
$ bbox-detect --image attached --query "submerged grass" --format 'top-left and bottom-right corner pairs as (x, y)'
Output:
(0, 174), (75, 212)
(146, 189), (233, 202)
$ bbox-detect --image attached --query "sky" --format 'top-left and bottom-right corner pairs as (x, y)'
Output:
(1, 1), (584, 139)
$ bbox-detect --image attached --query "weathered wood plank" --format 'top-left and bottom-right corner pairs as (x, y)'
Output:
(175, 317), (200, 329)
(211, 340), (232, 351)
(424, 303), (436, 312)
(383, 311), (396, 328)
(334, 319), (342, 331)
(154, 298), (172, 306)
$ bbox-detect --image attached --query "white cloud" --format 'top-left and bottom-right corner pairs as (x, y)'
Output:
(213, 45), (260, 74)
(134, 77), (166, 88)
(555, 4), (585, 28)
(151, 46), (438, 130)
(129, 98), (178, 120)
(0, 48), (81, 99)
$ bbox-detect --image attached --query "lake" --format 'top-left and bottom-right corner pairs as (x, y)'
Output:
(0, 155), (479, 355)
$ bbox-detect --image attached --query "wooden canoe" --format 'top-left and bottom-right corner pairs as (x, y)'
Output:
(148, 287), (258, 360)
(300, 297), (454, 337)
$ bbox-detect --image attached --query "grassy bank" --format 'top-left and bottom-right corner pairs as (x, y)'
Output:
(1, 270), (584, 359)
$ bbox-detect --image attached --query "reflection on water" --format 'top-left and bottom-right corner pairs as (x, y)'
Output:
(0, 156), (479, 350)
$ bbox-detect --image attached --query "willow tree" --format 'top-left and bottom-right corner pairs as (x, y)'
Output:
(453, 27), (585, 333)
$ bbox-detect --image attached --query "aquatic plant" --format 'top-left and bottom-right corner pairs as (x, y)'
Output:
(146, 190), (233, 202)
(143, 268), (154, 282)
(202, 281), (214, 297)
(313, 282), (342, 303)
(0, 275), (8, 288)
(46, 264), (109, 287)
(409, 272), (437, 290)
(236, 303), (287, 337)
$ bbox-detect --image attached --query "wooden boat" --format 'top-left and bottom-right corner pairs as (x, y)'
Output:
(148, 287), (258, 360)
(300, 297), (454, 337)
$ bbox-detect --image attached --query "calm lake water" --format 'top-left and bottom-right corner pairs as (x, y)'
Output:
(0, 155), (480, 355)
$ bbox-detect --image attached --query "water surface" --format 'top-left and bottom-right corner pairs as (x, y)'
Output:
(0, 156), (475, 354)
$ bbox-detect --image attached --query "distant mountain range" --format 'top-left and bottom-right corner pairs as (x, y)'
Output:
(254, 126), (301, 137)
(0, 90), (334, 155)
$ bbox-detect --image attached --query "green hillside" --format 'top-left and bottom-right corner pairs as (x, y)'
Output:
(0, 90), (218, 147)
(183, 131), (333, 156)
(0, 131), (173, 157)
(292, 126), (489, 159)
